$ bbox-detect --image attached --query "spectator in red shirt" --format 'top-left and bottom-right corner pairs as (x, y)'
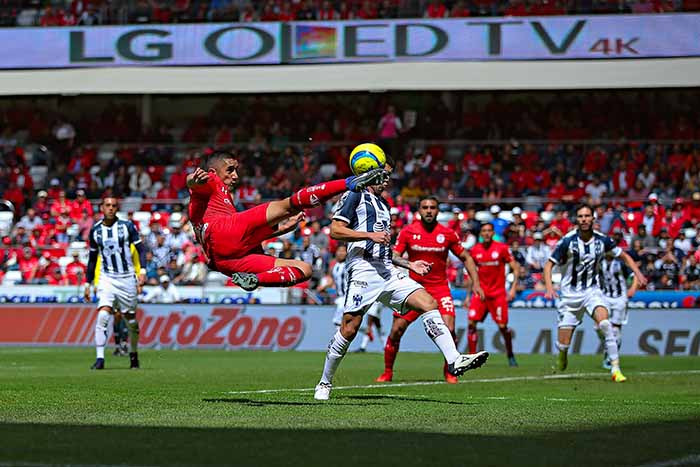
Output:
(66, 251), (87, 285)
(317, 0), (339, 19)
(36, 251), (61, 282)
(583, 145), (608, 175)
(3, 182), (25, 214)
(504, 0), (529, 15)
(685, 192), (700, 222)
(357, 0), (378, 18)
(450, 0), (471, 16)
(40, 6), (63, 26)
(425, 0), (448, 17)
(50, 191), (71, 217)
(278, 1), (296, 20)
(69, 189), (94, 221)
(47, 268), (69, 286)
(260, 1), (279, 20)
(18, 247), (39, 284)
(33, 190), (51, 218)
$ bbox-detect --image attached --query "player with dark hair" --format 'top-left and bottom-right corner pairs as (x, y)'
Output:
(544, 203), (647, 382)
(466, 222), (521, 366)
(376, 196), (485, 383)
(186, 150), (387, 290)
(85, 197), (146, 370)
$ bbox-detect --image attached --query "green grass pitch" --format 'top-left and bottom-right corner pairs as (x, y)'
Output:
(1, 348), (698, 466)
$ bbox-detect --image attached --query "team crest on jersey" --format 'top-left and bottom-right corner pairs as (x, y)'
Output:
(436, 234), (445, 244)
(491, 251), (499, 259)
(353, 294), (363, 307)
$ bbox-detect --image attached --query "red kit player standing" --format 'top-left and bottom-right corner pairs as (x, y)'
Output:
(187, 150), (387, 290)
(467, 222), (520, 366)
(376, 196), (485, 384)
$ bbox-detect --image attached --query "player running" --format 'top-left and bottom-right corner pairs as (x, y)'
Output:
(466, 222), (520, 366)
(314, 165), (489, 401)
(375, 196), (485, 384)
(543, 203), (647, 382)
(186, 150), (387, 290)
(597, 250), (640, 369)
(85, 197), (146, 370)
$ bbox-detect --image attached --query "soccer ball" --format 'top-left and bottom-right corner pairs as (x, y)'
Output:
(349, 143), (386, 176)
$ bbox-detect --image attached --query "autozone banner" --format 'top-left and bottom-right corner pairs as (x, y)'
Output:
(0, 14), (699, 69)
(0, 304), (698, 355)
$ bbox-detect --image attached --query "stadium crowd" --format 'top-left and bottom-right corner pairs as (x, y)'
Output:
(2, 90), (700, 295)
(0, 0), (697, 27)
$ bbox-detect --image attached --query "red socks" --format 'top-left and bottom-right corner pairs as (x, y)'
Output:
(467, 325), (478, 354)
(255, 266), (307, 287)
(500, 327), (514, 358)
(383, 337), (400, 372)
(290, 179), (348, 210)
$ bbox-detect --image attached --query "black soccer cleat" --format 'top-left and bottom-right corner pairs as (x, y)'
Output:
(447, 351), (489, 376)
(90, 358), (105, 370)
(346, 168), (389, 192)
(231, 272), (259, 291)
(129, 352), (140, 369)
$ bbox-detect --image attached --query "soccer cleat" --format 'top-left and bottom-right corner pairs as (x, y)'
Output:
(611, 369), (627, 383)
(314, 382), (332, 401)
(353, 348), (367, 353)
(447, 351), (489, 377)
(90, 358), (104, 370)
(602, 358), (612, 370)
(112, 347), (122, 356)
(129, 352), (140, 369)
(231, 272), (259, 291)
(444, 372), (458, 384)
(346, 168), (389, 192)
(556, 351), (568, 371)
(508, 356), (518, 367)
(375, 370), (393, 382)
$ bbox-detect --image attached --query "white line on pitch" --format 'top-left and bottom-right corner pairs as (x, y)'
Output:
(224, 369), (700, 395)
(634, 454), (700, 467)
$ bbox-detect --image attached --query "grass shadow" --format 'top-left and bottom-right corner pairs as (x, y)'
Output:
(342, 394), (473, 405)
(202, 397), (374, 407)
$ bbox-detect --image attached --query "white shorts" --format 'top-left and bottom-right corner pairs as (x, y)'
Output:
(344, 267), (422, 315)
(605, 295), (629, 326)
(366, 302), (384, 319)
(97, 274), (138, 312)
(557, 288), (608, 328)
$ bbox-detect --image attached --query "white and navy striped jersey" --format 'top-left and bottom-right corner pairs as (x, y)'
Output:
(549, 230), (622, 295)
(333, 190), (392, 279)
(89, 219), (141, 278)
(331, 260), (348, 298)
(601, 257), (632, 299)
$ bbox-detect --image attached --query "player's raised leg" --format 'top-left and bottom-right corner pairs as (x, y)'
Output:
(315, 312), (364, 401)
(404, 289), (488, 376)
(593, 306), (626, 382)
(226, 254), (313, 291)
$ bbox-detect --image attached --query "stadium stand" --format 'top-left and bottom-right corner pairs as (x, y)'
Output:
(0, 0), (695, 27)
(1, 90), (700, 295)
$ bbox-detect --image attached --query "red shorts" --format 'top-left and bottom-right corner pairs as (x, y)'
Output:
(206, 202), (276, 274)
(468, 293), (509, 326)
(394, 285), (455, 324)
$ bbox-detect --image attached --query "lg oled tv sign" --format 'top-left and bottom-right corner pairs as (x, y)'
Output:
(1, 14), (700, 69)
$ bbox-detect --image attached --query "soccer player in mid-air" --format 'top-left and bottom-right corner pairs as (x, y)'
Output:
(85, 197), (146, 370)
(314, 163), (489, 401)
(375, 196), (485, 383)
(186, 150), (387, 290)
(467, 222), (520, 366)
(544, 203), (647, 382)
(597, 250), (640, 369)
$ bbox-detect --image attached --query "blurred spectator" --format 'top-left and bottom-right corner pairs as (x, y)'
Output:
(152, 234), (172, 268)
(143, 251), (160, 285)
(47, 267), (68, 285)
(525, 231), (550, 273)
(129, 166), (153, 196)
(69, 189), (94, 221)
(299, 235), (322, 288)
(166, 223), (189, 251)
(309, 221), (329, 251)
(50, 191), (71, 217)
(18, 247), (38, 284)
(425, 0), (448, 17)
(633, 224), (657, 249)
(144, 275), (182, 303)
(179, 252), (207, 285)
(16, 208), (43, 231)
(65, 251), (87, 285)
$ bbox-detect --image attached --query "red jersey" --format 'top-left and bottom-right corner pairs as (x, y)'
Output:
(469, 241), (513, 297)
(394, 221), (464, 287)
(188, 172), (237, 242)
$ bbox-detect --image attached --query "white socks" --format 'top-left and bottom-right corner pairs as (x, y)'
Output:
(598, 319), (620, 372)
(320, 330), (350, 385)
(421, 310), (460, 364)
(95, 309), (111, 359)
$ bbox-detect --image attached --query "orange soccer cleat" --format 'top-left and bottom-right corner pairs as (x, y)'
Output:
(375, 370), (393, 382)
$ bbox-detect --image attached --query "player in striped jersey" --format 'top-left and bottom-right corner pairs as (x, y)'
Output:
(85, 197), (147, 370)
(543, 204), (646, 382)
(314, 163), (488, 400)
(597, 250), (639, 369)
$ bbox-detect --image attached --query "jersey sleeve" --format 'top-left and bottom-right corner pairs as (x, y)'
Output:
(394, 227), (409, 255)
(333, 192), (360, 225)
(602, 235), (623, 257)
(549, 237), (568, 264)
(88, 226), (98, 252)
(448, 230), (465, 256)
(502, 243), (514, 263)
(127, 221), (141, 245)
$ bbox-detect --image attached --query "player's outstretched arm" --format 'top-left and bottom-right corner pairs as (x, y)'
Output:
(543, 260), (558, 299)
(459, 250), (484, 299)
(620, 251), (648, 288)
(330, 219), (390, 244)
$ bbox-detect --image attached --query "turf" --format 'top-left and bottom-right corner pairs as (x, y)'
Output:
(0, 349), (698, 466)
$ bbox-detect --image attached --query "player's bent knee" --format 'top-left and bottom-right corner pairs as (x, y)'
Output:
(598, 319), (611, 333)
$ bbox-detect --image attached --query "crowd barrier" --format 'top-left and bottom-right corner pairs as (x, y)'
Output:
(1, 304), (698, 355)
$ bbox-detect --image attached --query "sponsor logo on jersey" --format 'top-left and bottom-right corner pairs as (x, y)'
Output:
(413, 234), (421, 240)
